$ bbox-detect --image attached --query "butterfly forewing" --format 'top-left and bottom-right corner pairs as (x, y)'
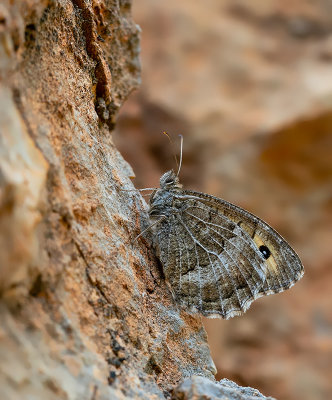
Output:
(149, 172), (304, 319)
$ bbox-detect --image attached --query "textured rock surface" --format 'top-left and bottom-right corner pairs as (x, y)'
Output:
(0, 86), (48, 295)
(0, 1), (223, 399)
(172, 376), (275, 400)
(1, 1), (330, 399)
(115, 1), (332, 399)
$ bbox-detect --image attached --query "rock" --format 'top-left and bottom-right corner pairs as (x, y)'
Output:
(0, 1), (219, 399)
(172, 376), (275, 400)
(0, 86), (48, 298)
(115, 1), (332, 399)
(2, 1), (323, 399)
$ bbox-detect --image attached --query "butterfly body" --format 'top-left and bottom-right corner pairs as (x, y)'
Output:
(149, 170), (304, 319)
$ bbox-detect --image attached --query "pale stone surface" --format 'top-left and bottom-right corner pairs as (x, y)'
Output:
(173, 376), (275, 400)
(0, 86), (48, 296)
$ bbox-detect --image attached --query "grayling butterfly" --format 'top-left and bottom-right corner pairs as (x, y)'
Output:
(141, 136), (304, 319)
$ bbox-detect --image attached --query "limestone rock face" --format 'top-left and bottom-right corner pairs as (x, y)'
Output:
(0, 1), (218, 399)
(172, 376), (276, 400)
(115, 1), (332, 400)
(0, 2), (310, 400)
(0, 86), (48, 295)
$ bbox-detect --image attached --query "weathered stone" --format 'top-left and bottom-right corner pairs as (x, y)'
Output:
(172, 376), (275, 400)
(0, 86), (48, 298)
(115, 1), (332, 399)
(0, 1), (220, 399)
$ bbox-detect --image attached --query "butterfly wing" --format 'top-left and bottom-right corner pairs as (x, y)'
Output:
(153, 189), (304, 319)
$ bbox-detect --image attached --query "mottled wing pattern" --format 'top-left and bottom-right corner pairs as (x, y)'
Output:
(154, 189), (304, 319)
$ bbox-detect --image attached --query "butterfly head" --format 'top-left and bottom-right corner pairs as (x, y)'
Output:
(159, 170), (183, 190)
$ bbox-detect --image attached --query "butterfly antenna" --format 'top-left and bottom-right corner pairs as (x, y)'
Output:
(162, 131), (179, 172)
(176, 134), (183, 177)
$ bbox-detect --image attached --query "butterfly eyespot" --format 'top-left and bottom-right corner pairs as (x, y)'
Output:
(259, 245), (271, 260)
(150, 160), (304, 319)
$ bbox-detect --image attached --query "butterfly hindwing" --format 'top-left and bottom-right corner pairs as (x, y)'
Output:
(149, 171), (304, 319)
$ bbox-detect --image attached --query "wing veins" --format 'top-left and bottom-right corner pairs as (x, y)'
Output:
(180, 197), (300, 289)
(184, 203), (264, 258)
(178, 218), (226, 317)
(173, 217), (192, 306)
(179, 216), (245, 317)
(172, 214), (183, 292)
(185, 207), (291, 292)
(184, 209), (266, 282)
(207, 233), (258, 300)
(184, 209), (259, 299)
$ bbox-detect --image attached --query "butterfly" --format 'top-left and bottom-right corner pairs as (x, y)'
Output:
(145, 137), (304, 319)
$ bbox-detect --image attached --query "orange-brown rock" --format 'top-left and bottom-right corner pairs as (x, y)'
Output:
(0, 1), (219, 399)
(115, 1), (332, 399)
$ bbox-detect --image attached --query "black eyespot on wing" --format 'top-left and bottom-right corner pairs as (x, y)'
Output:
(259, 245), (271, 260)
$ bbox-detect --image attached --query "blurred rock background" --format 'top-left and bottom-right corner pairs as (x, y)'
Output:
(114, 1), (332, 399)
